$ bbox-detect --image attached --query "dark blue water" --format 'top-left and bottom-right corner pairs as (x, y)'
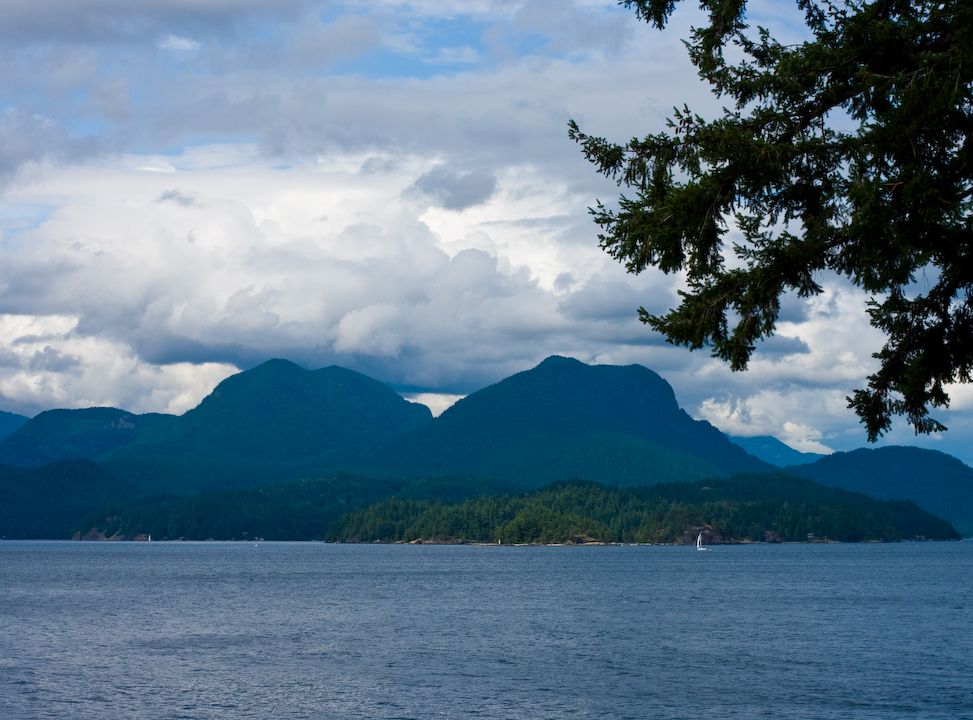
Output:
(1, 541), (971, 719)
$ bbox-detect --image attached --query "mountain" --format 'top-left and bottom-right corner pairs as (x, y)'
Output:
(101, 359), (434, 494)
(0, 407), (175, 467)
(0, 410), (29, 441)
(0, 459), (138, 539)
(92, 356), (772, 495)
(728, 435), (824, 466)
(786, 446), (973, 536)
(318, 356), (773, 487)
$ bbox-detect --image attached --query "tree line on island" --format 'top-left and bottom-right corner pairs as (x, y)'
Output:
(74, 472), (960, 544)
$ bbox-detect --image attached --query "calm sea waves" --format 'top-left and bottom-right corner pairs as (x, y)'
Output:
(1, 541), (971, 720)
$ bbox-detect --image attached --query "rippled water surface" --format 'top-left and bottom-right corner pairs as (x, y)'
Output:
(1, 541), (971, 719)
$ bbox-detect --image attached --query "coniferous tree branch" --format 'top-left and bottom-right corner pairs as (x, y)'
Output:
(570, 0), (973, 439)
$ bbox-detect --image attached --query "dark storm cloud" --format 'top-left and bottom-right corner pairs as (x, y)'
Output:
(0, 109), (106, 186)
(558, 280), (646, 322)
(28, 346), (82, 373)
(753, 334), (811, 357)
(407, 164), (499, 210)
(0, 348), (23, 368)
(776, 289), (812, 324)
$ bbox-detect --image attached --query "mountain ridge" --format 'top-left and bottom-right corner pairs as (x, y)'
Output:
(3, 355), (972, 538)
(310, 355), (773, 487)
(99, 359), (434, 493)
(0, 407), (175, 467)
(727, 435), (825, 466)
(786, 446), (973, 536)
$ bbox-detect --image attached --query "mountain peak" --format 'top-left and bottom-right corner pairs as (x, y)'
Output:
(102, 359), (433, 493)
(442, 355), (680, 425)
(395, 355), (769, 481)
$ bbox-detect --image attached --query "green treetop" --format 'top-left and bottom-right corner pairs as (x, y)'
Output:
(569, 0), (973, 440)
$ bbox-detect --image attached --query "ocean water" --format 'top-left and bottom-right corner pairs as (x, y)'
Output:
(0, 541), (971, 720)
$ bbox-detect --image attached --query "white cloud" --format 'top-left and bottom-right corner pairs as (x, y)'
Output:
(781, 422), (834, 455)
(334, 304), (403, 356)
(401, 392), (464, 417)
(0, 313), (238, 415)
(160, 35), (201, 51)
(4, 144), (968, 462)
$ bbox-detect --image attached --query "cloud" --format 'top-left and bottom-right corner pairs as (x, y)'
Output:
(334, 304), (403, 356)
(401, 392), (464, 417)
(160, 35), (201, 51)
(0, 109), (106, 187)
(0, 314), (239, 415)
(425, 46), (479, 65)
(752, 334), (811, 357)
(358, 156), (401, 175)
(155, 189), (200, 206)
(28, 346), (82, 373)
(557, 279), (650, 322)
(0, 1), (970, 465)
(0, 0), (312, 45)
(407, 164), (499, 211)
(508, 0), (633, 57)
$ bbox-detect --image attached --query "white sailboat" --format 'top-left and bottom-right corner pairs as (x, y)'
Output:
(696, 532), (709, 551)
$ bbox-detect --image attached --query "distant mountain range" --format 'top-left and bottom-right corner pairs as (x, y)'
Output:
(310, 356), (773, 487)
(726, 435), (824, 466)
(0, 407), (174, 467)
(1, 356), (971, 538)
(0, 356), (772, 495)
(724, 436), (973, 536)
(0, 410), (29, 443)
(785, 447), (973, 536)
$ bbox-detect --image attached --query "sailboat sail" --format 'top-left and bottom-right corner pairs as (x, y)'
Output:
(696, 532), (709, 551)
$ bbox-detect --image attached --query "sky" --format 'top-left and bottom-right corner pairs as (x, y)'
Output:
(1, 0), (971, 464)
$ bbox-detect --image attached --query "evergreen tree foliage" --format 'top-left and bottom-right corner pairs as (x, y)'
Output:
(569, 0), (973, 439)
(0, 407), (174, 467)
(326, 475), (959, 544)
(0, 459), (137, 539)
(73, 473), (516, 542)
(70, 472), (959, 543)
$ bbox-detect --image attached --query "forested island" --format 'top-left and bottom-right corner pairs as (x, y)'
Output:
(74, 473), (959, 544)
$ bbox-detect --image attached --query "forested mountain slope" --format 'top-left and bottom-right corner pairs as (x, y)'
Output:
(0, 408), (175, 467)
(0, 410), (29, 442)
(318, 356), (772, 487)
(787, 447), (973, 537)
(0, 459), (138, 539)
(101, 359), (433, 494)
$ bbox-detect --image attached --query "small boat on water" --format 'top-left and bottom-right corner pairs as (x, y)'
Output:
(696, 532), (710, 551)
